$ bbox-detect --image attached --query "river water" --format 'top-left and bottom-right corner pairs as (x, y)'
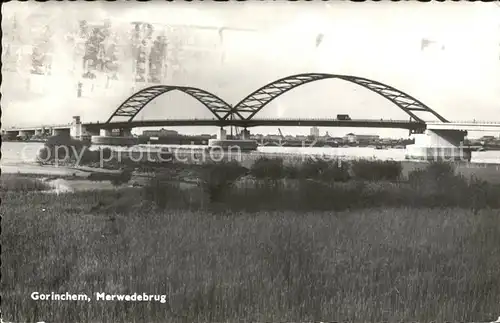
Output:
(2, 142), (500, 193)
(2, 142), (500, 166)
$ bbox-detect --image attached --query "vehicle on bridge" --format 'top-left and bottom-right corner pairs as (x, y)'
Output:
(337, 114), (352, 121)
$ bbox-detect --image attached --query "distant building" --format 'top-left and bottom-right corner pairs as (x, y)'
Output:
(266, 134), (282, 141)
(310, 126), (320, 137)
(480, 135), (496, 142)
(329, 137), (344, 142)
(344, 133), (380, 144)
(142, 128), (179, 137)
(344, 133), (356, 143)
(251, 134), (264, 140)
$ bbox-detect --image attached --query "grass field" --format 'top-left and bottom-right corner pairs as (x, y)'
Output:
(2, 188), (500, 322)
(1, 160), (499, 322)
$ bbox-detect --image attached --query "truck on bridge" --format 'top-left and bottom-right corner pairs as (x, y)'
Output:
(337, 114), (352, 121)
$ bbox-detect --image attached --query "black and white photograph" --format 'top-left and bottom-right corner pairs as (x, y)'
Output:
(1, 1), (500, 322)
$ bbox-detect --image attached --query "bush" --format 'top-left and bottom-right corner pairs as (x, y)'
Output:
(467, 178), (500, 210)
(426, 161), (456, 180)
(250, 157), (285, 180)
(101, 147), (113, 160)
(45, 134), (87, 148)
(408, 162), (465, 207)
(79, 150), (100, 164)
(36, 135), (114, 167)
(36, 146), (50, 163)
(143, 175), (191, 209)
(144, 177), (175, 209)
(295, 180), (336, 210)
(298, 158), (350, 182)
(199, 161), (248, 203)
(37, 134), (91, 164)
(0, 175), (50, 192)
(78, 148), (115, 165)
(406, 162), (500, 210)
(351, 159), (402, 181)
(408, 161), (457, 188)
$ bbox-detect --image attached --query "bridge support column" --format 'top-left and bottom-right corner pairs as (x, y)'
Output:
(405, 129), (471, 162)
(100, 129), (112, 137)
(217, 128), (227, 140)
(85, 128), (100, 136)
(92, 128), (138, 146)
(51, 128), (70, 137)
(70, 116), (83, 140)
(3, 131), (18, 140)
(18, 130), (33, 139)
(120, 128), (133, 137)
(240, 128), (250, 140)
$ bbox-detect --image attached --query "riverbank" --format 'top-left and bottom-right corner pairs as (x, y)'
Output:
(3, 141), (500, 166)
(3, 157), (500, 187)
(0, 163), (134, 193)
(3, 157), (500, 211)
(1, 164), (99, 178)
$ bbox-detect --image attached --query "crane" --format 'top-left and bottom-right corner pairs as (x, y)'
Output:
(278, 128), (285, 140)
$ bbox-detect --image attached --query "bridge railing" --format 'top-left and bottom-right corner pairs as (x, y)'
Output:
(443, 120), (500, 125)
(4, 123), (71, 130)
(3, 118), (424, 131)
(104, 118), (421, 123)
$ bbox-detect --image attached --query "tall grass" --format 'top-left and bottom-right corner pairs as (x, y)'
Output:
(0, 174), (50, 192)
(139, 160), (500, 212)
(297, 157), (351, 182)
(197, 160), (248, 204)
(351, 159), (403, 181)
(250, 157), (286, 180)
(2, 160), (499, 321)
(2, 190), (499, 322)
(250, 157), (403, 182)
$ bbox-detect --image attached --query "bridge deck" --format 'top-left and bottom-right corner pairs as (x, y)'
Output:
(88, 118), (425, 130)
(4, 119), (500, 133)
(427, 122), (500, 132)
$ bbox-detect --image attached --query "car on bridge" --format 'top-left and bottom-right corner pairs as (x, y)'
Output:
(337, 114), (352, 121)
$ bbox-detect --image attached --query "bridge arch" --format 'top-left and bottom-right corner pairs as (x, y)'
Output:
(106, 85), (233, 123)
(231, 73), (449, 123)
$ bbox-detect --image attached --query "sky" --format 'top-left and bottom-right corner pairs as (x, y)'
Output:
(1, 1), (500, 138)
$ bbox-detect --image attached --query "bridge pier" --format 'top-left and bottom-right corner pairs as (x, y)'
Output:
(90, 127), (137, 146)
(2, 131), (18, 140)
(208, 127), (257, 151)
(120, 128), (132, 137)
(18, 130), (35, 139)
(51, 128), (70, 137)
(405, 129), (471, 162)
(86, 129), (100, 137)
(240, 128), (251, 140)
(70, 116), (84, 140)
(100, 129), (112, 137)
(217, 128), (227, 140)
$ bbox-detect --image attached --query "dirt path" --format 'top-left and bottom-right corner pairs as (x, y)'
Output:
(1, 164), (92, 178)
(1, 163), (124, 178)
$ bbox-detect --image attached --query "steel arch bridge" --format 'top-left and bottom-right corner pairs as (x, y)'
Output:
(106, 85), (233, 123)
(106, 73), (450, 124)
